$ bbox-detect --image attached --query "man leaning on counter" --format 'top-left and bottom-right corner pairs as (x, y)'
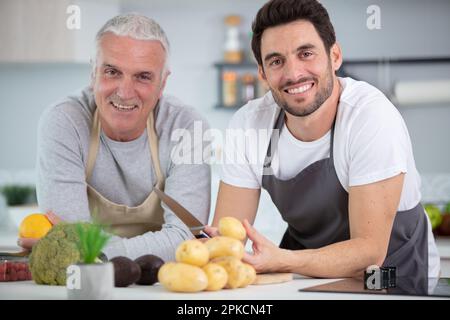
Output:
(207, 0), (440, 280)
(17, 0), (441, 283)
(18, 13), (211, 262)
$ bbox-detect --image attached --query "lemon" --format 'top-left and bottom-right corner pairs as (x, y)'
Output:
(19, 213), (52, 238)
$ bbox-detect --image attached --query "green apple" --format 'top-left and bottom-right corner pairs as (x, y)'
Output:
(424, 204), (442, 230)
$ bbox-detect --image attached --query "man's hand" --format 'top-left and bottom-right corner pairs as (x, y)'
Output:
(198, 225), (220, 242)
(17, 211), (62, 251)
(242, 219), (291, 273)
(203, 225), (220, 238)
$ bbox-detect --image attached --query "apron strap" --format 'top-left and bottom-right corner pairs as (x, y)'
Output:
(263, 108), (338, 167)
(329, 119), (336, 160)
(85, 108), (165, 184)
(147, 110), (165, 183)
(86, 109), (101, 181)
(263, 108), (285, 169)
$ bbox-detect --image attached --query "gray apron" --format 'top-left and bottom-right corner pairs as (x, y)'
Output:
(262, 109), (428, 278)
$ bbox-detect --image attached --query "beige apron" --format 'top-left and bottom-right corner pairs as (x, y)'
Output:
(85, 109), (165, 238)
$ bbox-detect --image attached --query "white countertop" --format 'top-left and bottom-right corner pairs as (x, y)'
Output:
(0, 276), (444, 300)
(1, 229), (449, 300)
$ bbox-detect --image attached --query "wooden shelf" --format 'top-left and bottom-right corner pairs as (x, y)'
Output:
(213, 61), (260, 110)
(215, 104), (243, 110)
(214, 61), (258, 69)
(342, 56), (450, 65)
(339, 56), (450, 77)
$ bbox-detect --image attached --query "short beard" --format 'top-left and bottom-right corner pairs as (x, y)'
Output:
(273, 63), (334, 118)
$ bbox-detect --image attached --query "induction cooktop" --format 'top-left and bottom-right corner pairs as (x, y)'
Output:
(301, 277), (450, 298)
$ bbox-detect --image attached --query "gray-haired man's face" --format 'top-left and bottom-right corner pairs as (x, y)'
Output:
(91, 33), (169, 142)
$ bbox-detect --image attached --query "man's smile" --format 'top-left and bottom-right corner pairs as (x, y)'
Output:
(284, 82), (315, 95)
(110, 101), (139, 112)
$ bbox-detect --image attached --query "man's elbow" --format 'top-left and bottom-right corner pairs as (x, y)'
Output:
(368, 241), (389, 267)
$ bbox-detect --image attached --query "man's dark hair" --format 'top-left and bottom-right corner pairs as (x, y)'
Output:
(251, 0), (336, 66)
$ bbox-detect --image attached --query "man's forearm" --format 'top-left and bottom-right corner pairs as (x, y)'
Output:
(102, 221), (193, 262)
(282, 238), (384, 278)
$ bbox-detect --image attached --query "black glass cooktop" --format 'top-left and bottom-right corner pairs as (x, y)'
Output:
(301, 277), (450, 298)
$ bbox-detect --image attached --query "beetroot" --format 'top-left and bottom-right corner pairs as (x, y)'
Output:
(110, 256), (141, 287)
(134, 254), (164, 285)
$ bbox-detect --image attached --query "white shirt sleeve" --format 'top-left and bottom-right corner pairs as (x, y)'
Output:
(221, 110), (262, 189)
(347, 98), (409, 186)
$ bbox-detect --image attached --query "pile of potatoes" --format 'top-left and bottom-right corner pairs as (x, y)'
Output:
(157, 217), (256, 293)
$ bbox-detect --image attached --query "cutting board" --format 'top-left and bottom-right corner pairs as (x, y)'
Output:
(253, 272), (293, 285)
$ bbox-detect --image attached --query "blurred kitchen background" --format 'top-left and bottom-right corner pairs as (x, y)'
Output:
(0, 0), (450, 262)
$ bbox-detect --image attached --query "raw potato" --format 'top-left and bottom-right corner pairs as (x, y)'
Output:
(175, 239), (209, 267)
(219, 217), (246, 241)
(211, 256), (246, 289)
(205, 236), (244, 260)
(158, 262), (208, 292)
(202, 263), (228, 291)
(239, 263), (257, 288)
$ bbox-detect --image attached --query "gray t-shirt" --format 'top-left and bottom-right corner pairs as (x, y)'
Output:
(36, 87), (211, 262)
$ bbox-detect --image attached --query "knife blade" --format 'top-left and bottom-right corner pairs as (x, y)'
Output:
(153, 187), (209, 238)
(0, 251), (29, 259)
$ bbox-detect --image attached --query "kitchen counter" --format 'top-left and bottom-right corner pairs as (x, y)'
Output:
(1, 229), (450, 300)
(0, 275), (445, 300)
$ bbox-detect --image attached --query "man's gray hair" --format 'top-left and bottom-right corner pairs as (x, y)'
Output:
(94, 13), (170, 74)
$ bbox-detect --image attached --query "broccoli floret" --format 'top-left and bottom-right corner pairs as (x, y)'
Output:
(29, 222), (89, 285)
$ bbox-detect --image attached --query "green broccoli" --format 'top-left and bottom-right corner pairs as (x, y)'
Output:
(29, 222), (90, 285)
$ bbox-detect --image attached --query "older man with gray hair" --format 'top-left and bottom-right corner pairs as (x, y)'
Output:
(21, 13), (211, 262)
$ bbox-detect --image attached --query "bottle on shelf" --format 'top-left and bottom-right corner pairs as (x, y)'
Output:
(224, 15), (243, 64)
(240, 73), (256, 103)
(222, 71), (238, 107)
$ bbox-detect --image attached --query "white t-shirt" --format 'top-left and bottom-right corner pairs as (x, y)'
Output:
(221, 77), (439, 278)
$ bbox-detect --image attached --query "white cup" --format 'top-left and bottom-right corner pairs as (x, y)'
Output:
(66, 262), (114, 300)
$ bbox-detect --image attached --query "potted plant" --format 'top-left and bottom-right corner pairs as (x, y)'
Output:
(66, 222), (113, 300)
(0, 185), (38, 231)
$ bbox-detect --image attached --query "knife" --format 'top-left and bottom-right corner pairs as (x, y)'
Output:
(0, 251), (29, 259)
(153, 187), (210, 239)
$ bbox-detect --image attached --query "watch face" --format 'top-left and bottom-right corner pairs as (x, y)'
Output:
(301, 277), (450, 298)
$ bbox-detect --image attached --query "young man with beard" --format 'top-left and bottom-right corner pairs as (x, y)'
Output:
(208, 0), (440, 280)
